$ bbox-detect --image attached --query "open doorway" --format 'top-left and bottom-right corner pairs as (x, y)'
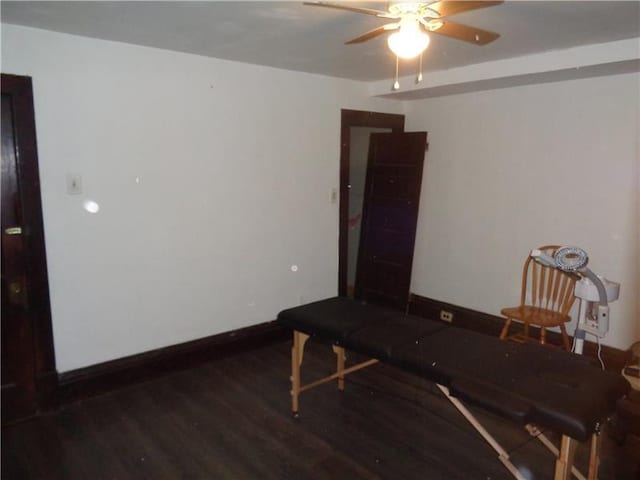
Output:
(338, 109), (405, 297)
(346, 126), (392, 296)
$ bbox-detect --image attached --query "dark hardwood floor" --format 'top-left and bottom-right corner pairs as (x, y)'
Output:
(2, 339), (639, 479)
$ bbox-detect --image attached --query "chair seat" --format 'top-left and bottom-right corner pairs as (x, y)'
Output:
(501, 305), (571, 327)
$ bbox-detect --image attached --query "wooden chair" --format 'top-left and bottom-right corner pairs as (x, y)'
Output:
(500, 245), (577, 351)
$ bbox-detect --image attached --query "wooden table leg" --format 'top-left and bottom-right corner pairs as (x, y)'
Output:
(554, 435), (577, 480)
(290, 331), (300, 416)
(333, 345), (345, 391)
(290, 331), (309, 417)
(587, 433), (599, 480)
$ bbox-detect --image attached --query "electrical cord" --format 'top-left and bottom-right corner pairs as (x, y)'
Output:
(596, 336), (605, 370)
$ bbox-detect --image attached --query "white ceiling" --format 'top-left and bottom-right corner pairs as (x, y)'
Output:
(2, 1), (639, 82)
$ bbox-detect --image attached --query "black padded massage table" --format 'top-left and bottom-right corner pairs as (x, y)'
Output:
(278, 297), (630, 480)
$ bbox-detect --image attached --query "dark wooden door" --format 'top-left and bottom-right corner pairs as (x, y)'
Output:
(1, 74), (56, 424)
(354, 132), (427, 310)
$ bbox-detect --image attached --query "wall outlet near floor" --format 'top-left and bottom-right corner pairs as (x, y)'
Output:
(440, 310), (454, 323)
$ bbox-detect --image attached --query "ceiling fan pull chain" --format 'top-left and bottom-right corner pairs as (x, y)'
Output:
(393, 55), (400, 90)
(416, 52), (423, 84)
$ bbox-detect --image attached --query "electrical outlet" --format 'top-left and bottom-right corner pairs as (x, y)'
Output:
(440, 310), (453, 323)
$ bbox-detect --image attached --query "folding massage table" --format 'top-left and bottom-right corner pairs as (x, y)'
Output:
(278, 297), (630, 480)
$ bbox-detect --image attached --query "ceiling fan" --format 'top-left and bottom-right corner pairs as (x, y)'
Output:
(304, 1), (503, 58)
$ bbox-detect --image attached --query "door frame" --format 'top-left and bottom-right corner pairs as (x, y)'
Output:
(338, 109), (405, 297)
(2, 73), (57, 420)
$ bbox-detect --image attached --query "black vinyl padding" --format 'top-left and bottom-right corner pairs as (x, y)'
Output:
(277, 297), (630, 442)
(344, 314), (447, 359)
(278, 296), (393, 343)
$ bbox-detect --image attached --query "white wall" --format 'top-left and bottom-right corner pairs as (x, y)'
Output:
(1, 24), (402, 372)
(3, 24), (637, 372)
(406, 73), (640, 350)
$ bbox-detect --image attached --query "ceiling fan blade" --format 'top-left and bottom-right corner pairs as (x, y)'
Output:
(430, 20), (500, 45)
(345, 24), (400, 44)
(303, 2), (392, 17)
(427, 1), (503, 18)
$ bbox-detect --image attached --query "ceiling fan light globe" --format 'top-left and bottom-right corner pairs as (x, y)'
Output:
(387, 29), (430, 59)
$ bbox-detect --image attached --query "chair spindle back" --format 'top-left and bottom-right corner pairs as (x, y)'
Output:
(521, 245), (576, 316)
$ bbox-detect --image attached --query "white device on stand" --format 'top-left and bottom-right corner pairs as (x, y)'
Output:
(530, 247), (620, 356)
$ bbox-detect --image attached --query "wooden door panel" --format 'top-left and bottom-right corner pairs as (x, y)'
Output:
(358, 261), (410, 306)
(370, 174), (420, 200)
(1, 74), (56, 424)
(354, 132), (427, 310)
(365, 204), (415, 233)
(359, 229), (414, 264)
(1, 91), (37, 421)
(369, 133), (426, 166)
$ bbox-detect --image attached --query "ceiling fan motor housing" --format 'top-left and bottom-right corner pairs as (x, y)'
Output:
(388, 2), (438, 18)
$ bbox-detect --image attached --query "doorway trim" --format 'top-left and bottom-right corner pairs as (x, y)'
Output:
(338, 109), (405, 296)
(2, 73), (57, 419)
